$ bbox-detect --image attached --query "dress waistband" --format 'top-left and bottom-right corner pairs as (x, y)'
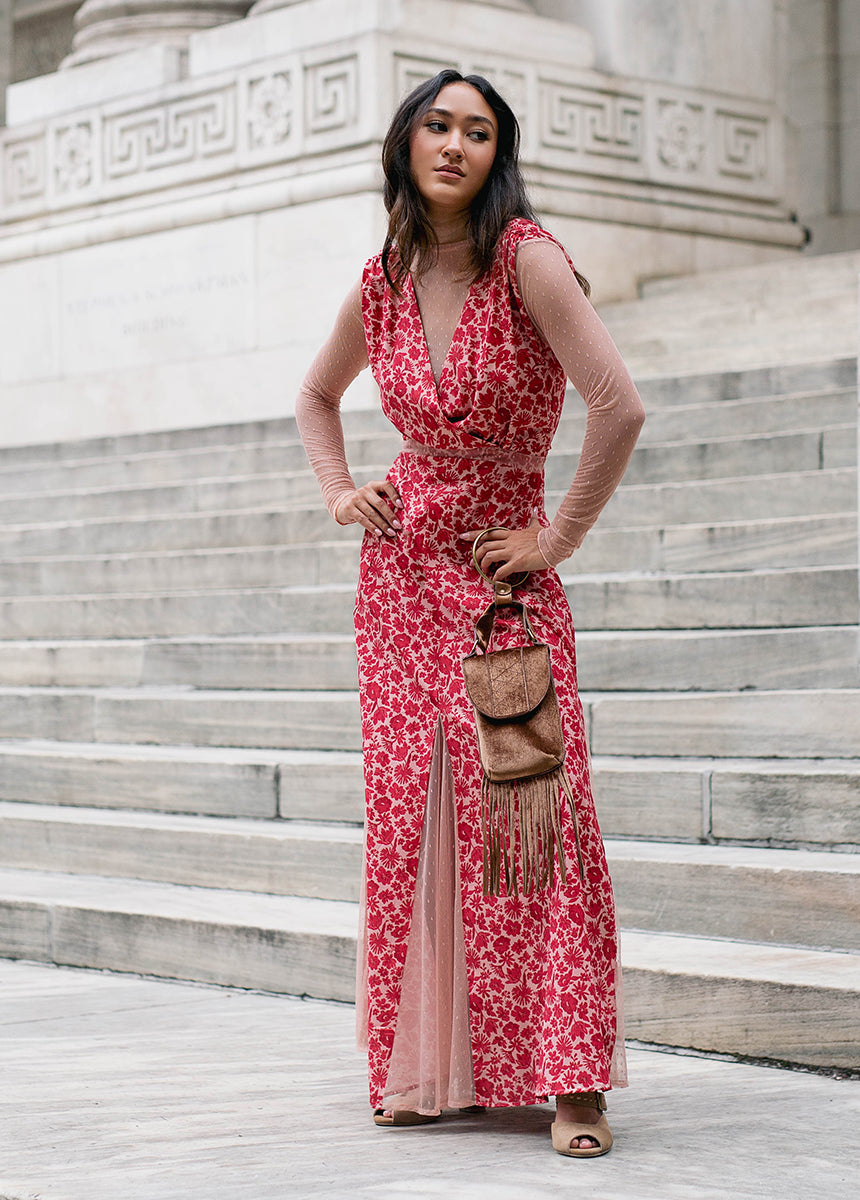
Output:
(401, 437), (544, 472)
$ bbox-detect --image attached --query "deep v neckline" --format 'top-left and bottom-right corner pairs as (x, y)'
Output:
(407, 243), (480, 407)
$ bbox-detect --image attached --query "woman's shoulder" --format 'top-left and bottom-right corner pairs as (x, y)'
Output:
(499, 218), (563, 254)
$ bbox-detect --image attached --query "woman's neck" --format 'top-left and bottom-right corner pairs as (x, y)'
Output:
(428, 211), (470, 245)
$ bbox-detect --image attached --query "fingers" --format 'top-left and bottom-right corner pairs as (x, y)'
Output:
(341, 481), (403, 537)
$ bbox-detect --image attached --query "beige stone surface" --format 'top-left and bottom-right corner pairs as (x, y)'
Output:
(0, 958), (858, 1200)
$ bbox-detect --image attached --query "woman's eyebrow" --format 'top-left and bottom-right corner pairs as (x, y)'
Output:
(426, 106), (495, 127)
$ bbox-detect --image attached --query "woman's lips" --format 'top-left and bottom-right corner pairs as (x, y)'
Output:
(436, 166), (464, 177)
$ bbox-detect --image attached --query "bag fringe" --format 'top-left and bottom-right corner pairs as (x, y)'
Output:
(481, 765), (585, 897)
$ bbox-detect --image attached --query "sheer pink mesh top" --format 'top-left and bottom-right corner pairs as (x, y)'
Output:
(296, 235), (645, 567)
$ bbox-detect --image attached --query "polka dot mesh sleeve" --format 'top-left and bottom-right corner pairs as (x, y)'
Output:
(516, 239), (646, 568)
(294, 280), (369, 522)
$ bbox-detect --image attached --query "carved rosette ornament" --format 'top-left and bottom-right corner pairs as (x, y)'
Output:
(247, 73), (291, 148)
(61, 0), (253, 69)
(656, 100), (706, 173)
(55, 124), (94, 192)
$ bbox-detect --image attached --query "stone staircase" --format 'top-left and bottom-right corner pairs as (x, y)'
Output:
(0, 356), (858, 1071)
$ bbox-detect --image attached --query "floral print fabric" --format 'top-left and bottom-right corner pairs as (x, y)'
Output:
(355, 219), (627, 1108)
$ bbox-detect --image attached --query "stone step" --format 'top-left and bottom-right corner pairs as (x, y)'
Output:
(1, 804), (856, 953)
(0, 423), (853, 528)
(5, 682), (859, 759)
(0, 358), (848, 481)
(0, 434), (403, 498)
(0, 512), (854, 598)
(0, 867), (358, 1002)
(0, 465), (856, 560)
(0, 358), (851, 478)
(0, 740), (363, 820)
(587, 688), (860, 760)
(0, 542), (362, 596)
(577, 756), (860, 848)
(577, 626), (860, 692)
(0, 866), (856, 1067)
(610, 840), (860, 953)
(0, 386), (853, 502)
(0, 634), (360, 690)
(618, 929), (860, 1069)
(0, 466), (377, 526)
(602, 253), (860, 377)
(1, 741), (857, 846)
(0, 566), (855, 639)
(614, 387), (857, 445)
(0, 686), (363, 751)
(594, 425), (855, 491)
(581, 467), (857, 529)
(0, 803), (364, 903)
(0, 505), (355, 557)
(0, 625), (855, 693)
(628, 356), (856, 409)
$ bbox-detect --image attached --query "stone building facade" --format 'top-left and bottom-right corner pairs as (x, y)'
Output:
(0, 0), (857, 445)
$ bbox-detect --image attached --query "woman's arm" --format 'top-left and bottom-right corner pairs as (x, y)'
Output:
(296, 281), (403, 537)
(516, 238), (646, 568)
(295, 281), (368, 520)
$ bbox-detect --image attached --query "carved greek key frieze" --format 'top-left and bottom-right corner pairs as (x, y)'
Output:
(656, 100), (705, 172)
(54, 123), (94, 193)
(716, 110), (769, 180)
(541, 83), (643, 161)
(105, 90), (236, 179)
(304, 57), (358, 135)
(394, 56), (454, 101)
(247, 72), (293, 149)
(3, 134), (46, 205)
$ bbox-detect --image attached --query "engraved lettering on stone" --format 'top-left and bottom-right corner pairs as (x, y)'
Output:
(305, 57), (358, 135)
(3, 135), (46, 203)
(716, 111), (769, 180)
(55, 123), (94, 193)
(247, 72), (292, 149)
(105, 91), (236, 178)
(656, 100), (705, 172)
(542, 84), (642, 161)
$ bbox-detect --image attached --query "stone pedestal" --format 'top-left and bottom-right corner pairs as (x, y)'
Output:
(0, 0), (805, 448)
(62, 0), (252, 69)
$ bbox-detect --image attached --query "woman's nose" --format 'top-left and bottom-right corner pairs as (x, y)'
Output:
(444, 133), (464, 159)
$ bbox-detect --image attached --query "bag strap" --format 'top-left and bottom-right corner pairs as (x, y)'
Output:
(469, 526), (538, 655)
(469, 597), (539, 655)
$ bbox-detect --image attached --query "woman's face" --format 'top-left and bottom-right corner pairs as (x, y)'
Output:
(409, 82), (499, 220)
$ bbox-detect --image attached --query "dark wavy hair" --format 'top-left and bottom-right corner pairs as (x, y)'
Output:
(380, 69), (590, 298)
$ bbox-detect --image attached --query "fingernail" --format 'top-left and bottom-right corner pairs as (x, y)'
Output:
(385, 527), (397, 536)
(373, 528), (382, 539)
(395, 499), (403, 509)
(458, 533), (471, 540)
(392, 519), (402, 531)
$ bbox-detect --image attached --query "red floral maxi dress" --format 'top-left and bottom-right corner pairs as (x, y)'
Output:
(296, 218), (644, 1114)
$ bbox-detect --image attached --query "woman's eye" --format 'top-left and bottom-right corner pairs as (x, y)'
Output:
(469, 130), (489, 141)
(427, 120), (447, 132)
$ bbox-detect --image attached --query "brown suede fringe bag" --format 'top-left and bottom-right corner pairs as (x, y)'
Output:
(463, 529), (585, 897)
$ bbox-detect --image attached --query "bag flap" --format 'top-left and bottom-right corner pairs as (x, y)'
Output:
(463, 644), (552, 719)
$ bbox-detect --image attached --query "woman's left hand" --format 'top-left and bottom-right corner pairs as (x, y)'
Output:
(459, 514), (548, 581)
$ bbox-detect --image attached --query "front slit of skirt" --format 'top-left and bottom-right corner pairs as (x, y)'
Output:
(379, 716), (476, 1114)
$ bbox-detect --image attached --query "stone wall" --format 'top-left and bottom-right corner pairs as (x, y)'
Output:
(0, 0), (835, 446)
(786, 0), (860, 251)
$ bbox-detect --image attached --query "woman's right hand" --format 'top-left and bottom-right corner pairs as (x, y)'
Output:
(334, 480), (403, 538)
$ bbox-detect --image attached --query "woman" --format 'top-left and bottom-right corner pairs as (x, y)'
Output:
(296, 69), (645, 1158)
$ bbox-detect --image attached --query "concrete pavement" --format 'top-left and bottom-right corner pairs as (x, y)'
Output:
(0, 958), (858, 1200)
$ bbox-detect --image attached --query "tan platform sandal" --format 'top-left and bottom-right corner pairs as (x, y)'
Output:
(373, 1108), (440, 1127)
(551, 1091), (613, 1158)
